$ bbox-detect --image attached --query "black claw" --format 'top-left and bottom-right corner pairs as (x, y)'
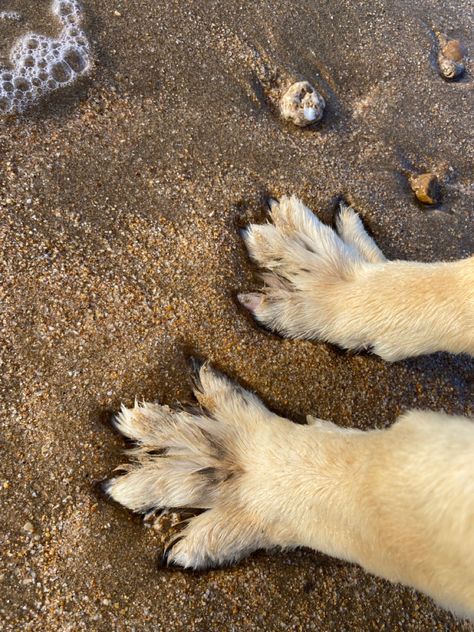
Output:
(94, 478), (111, 499)
(188, 357), (206, 395)
(265, 196), (279, 212)
(157, 535), (185, 570)
(189, 356), (205, 375)
(158, 548), (171, 568)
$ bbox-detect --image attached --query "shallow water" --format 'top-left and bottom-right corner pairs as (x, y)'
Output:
(0, 1), (90, 114)
(1, 1), (473, 630)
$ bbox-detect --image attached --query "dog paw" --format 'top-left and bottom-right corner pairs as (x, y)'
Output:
(103, 363), (277, 568)
(239, 195), (385, 348)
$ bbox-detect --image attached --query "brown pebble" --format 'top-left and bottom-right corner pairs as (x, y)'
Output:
(409, 173), (440, 205)
(442, 39), (464, 62)
(437, 33), (465, 80)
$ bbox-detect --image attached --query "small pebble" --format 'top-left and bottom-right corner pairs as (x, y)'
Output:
(409, 173), (440, 205)
(280, 81), (325, 127)
(437, 33), (465, 80)
(23, 521), (34, 534)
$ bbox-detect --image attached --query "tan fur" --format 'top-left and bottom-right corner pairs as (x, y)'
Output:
(105, 363), (474, 619)
(239, 195), (474, 361)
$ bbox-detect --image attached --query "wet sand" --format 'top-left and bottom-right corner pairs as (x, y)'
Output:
(1, 0), (473, 630)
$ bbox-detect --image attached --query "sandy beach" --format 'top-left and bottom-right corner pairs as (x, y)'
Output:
(1, 0), (473, 629)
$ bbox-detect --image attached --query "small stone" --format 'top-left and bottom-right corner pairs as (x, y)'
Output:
(23, 521), (34, 534)
(442, 39), (464, 62)
(113, 10), (122, 17)
(280, 81), (325, 127)
(437, 33), (465, 80)
(409, 173), (440, 205)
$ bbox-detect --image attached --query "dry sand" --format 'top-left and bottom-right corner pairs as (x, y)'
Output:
(1, 0), (473, 630)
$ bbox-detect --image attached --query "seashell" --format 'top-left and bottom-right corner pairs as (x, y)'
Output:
(437, 33), (466, 81)
(409, 173), (440, 205)
(280, 81), (325, 127)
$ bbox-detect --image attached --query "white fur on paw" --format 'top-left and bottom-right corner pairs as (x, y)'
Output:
(105, 401), (234, 513)
(192, 361), (269, 422)
(240, 195), (368, 341)
(336, 203), (386, 264)
(165, 506), (268, 569)
(104, 364), (274, 568)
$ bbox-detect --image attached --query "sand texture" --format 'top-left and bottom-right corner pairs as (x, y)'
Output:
(1, 0), (473, 630)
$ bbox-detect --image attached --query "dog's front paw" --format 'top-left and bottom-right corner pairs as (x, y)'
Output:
(103, 363), (276, 568)
(239, 195), (386, 351)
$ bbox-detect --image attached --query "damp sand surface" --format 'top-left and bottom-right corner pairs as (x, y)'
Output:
(1, 1), (473, 630)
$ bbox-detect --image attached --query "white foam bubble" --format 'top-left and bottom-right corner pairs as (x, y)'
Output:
(0, 0), (91, 115)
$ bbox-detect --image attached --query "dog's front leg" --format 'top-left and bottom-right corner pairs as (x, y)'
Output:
(103, 363), (474, 618)
(240, 196), (474, 360)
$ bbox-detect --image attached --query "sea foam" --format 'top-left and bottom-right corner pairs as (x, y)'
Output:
(0, 0), (91, 115)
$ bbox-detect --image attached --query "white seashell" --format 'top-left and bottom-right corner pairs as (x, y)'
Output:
(280, 81), (325, 127)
